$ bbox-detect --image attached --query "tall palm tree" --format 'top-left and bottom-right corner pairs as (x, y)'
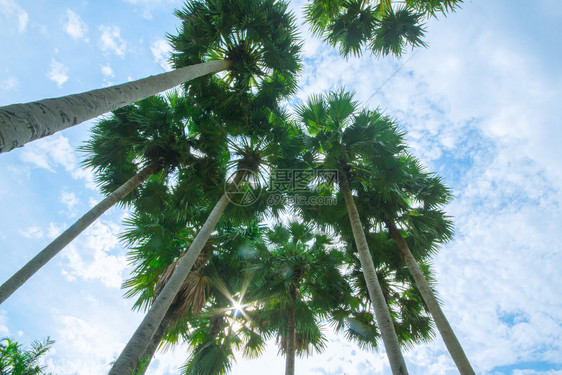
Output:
(246, 222), (350, 375)
(108, 118), (299, 374)
(132, 241), (214, 374)
(122, 195), (267, 375)
(109, 29), (301, 366)
(295, 89), (410, 374)
(293, 182), (439, 352)
(0, 0), (301, 154)
(305, 0), (462, 57)
(179, 223), (267, 375)
(336, 229), (436, 349)
(0, 92), (194, 305)
(356, 154), (475, 374)
(120, 179), (229, 374)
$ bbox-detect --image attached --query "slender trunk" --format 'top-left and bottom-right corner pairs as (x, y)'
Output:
(285, 288), (296, 375)
(136, 309), (175, 375)
(0, 60), (230, 153)
(386, 220), (475, 375)
(0, 162), (158, 305)
(339, 173), (409, 375)
(107, 170), (246, 375)
(137, 243), (213, 375)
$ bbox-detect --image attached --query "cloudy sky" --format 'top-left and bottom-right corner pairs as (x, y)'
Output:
(1, 0), (561, 374)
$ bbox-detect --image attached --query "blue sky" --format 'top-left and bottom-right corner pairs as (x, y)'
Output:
(1, 0), (562, 374)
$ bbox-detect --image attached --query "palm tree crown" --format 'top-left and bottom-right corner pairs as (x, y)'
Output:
(305, 0), (462, 57)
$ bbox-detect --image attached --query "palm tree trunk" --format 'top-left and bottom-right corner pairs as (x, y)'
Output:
(136, 308), (175, 375)
(0, 60), (230, 154)
(285, 288), (296, 375)
(0, 161), (159, 305)
(386, 220), (475, 375)
(107, 170), (246, 375)
(339, 173), (409, 375)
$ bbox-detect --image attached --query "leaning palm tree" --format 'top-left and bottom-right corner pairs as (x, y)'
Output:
(129, 233), (214, 374)
(0, 0), (301, 154)
(179, 223), (268, 375)
(295, 89), (410, 374)
(305, 0), (462, 57)
(246, 222), (350, 375)
(108, 119), (298, 374)
(355, 154), (475, 374)
(123, 206), (269, 374)
(120, 182), (253, 374)
(0, 92), (195, 305)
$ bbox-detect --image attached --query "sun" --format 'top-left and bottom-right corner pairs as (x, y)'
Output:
(231, 300), (244, 318)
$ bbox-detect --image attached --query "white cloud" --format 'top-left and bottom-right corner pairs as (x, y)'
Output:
(88, 197), (100, 208)
(0, 0), (28, 33)
(60, 191), (79, 216)
(64, 9), (89, 42)
(17, 11), (28, 33)
(46, 314), (132, 375)
(99, 25), (127, 56)
(150, 39), (172, 71)
(19, 226), (44, 239)
(47, 222), (65, 239)
(1, 76), (18, 91)
(61, 220), (127, 288)
(101, 64), (114, 77)
(18, 134), (96, 190)
(0, 310), (10, 337)
(47, 58), (69, 87)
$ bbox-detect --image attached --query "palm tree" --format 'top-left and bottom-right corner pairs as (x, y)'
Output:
(109, 28), (301, 367)
(179, 223), (267, 375)
(0, 92), (194, 305)
(356, 154), (475, 374)
(135, 244), (214, 375)
(0, 336), (54, 375)
(122, 195), (268, 374)
(246, 222), (350, 375)
(295, 89), (410, 374)
(108, 120), (298, 374)
(120, 185), (221, 374)
(293, 184), (439, 352)
(335, 230), (436, 350)
(0, 0), (301, 154)
(305, 0), (462, 57)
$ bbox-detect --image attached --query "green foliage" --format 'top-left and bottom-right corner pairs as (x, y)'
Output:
(370, 8), (426, 57)
(246, 222), (349, 358)
(0, 337), (54, 375)
(169, 0), (302, 125)
(293, 88), (456, 350)
(305, 0), (462, 57)
(100, 0), (461, 371)
(81, 91), (201, 205)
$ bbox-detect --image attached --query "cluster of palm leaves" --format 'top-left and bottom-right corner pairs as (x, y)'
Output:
(0, 337), (54, 375)
(306, 0), (462, 57)
(0, 0), (473, 374)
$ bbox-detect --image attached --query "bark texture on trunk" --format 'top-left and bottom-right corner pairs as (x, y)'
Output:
(136, 309), (175, 375)
(108, 170), (245, 375)
(0, 162), (158, 305)
(285, 288), (296, 375)
(0, 60), (230, 153)
(386, 220), (475, 375)
(137, 242), (214, 375)
(339, 173), (409, 375)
